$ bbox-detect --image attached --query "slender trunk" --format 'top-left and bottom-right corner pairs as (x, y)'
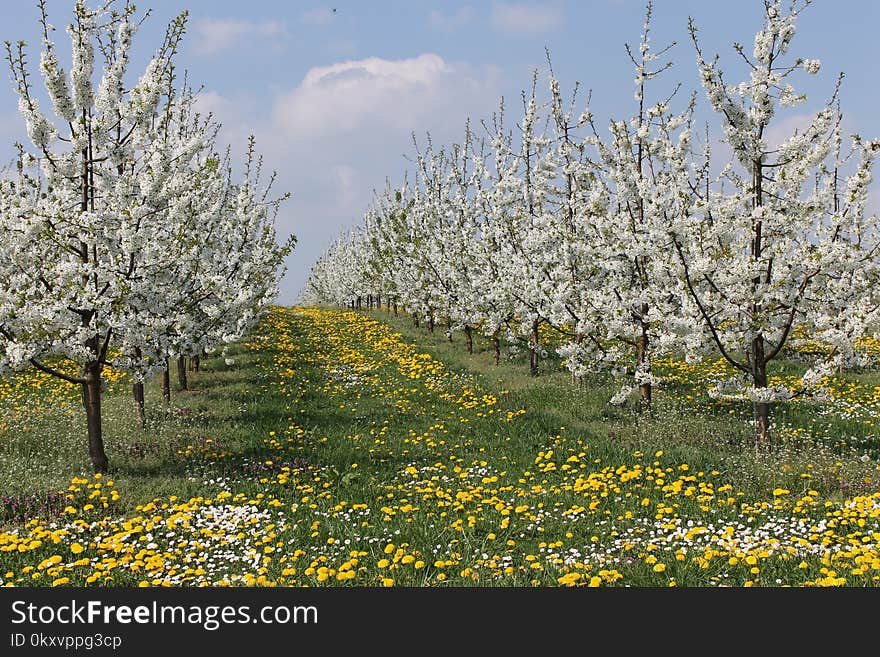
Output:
(162, 360), (171, 403)
(751, 131), (770, 449)
(133, 381), (145, 428)
(414, 315), (420, 328)
(367, 294), (372, 310)
(357, 296), (362, 310)
(192, 355), (200, 373)
(428, 314), (434, 333)
(572, 334), (583, 387)
(132, 345), (145, 428)
(393, 302), (398, 316)
(493, 334), (501, 366)
(447, 318), (453, 342)
(177, 356), (188, 390)
(529, 318), (540, 377)
(465, 325), (473, 354)
(83, 361), (108, 473)
(752, 336), (771, 449)
(78, 112), (108, 472)
(635, 313), (652, 411)
(377, 294), (381, 309)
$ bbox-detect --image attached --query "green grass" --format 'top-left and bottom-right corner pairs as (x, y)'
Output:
(1, 306), (879, 587)
(373, 310), (880, 499)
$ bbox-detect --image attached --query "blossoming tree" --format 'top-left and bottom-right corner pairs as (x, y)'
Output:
(558, 2), (694, 408)
(673, 0), (880, 447)
(0, 0), (293, 470)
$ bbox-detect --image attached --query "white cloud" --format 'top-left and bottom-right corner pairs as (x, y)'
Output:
(490, 2), (562, 35)
(197, 54), (502, 303)
(191, 90), (230, 119)
(331, 164), (359, 208)
(429, 7), (476, 31)
(192, 18), (287, 56)
(272, 54), (499, 141)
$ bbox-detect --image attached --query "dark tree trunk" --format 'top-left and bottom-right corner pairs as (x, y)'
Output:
(162, 360), (171, 403)
(447, 318), (453, 342)
(572, 334), (583, 387)
(177, 356), (188, 390)
(529, 318), (540, 377)
(377, 294), (381, 309)
(393, 302), (398, 316)
(83, 360), (108, 473)
(749, 150), (771, 449)
(414, 315), (420, 328)
(465, 325), (473, 354)
(635, 313), (652, 411)
(192, 355), (200, 373)
(493, 334), (501, 366)
(752, 336), (771, 450)
(428, 314), (434, 333)
(133, 380), (145, 428)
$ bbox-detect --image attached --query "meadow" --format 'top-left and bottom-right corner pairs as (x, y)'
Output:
(1, 306), (879, 587)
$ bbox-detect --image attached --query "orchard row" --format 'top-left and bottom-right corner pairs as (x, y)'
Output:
(303, 0), (880, 448)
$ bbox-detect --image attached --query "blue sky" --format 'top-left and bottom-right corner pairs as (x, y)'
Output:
(2, 0), (879, 304)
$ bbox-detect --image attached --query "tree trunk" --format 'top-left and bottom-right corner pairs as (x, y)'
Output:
(367, 294), (373, 309)
(177, 356), (188, 390)
(447, 318), (453, 342)
(572, 334), (583, 387)
(393, 302), (398, 316)
(357, 296), (362, 310)
(752, 336), (771, 449)
(192, 355), (200, 373)
(162, 360), (171, 403)
(83, 361), (109, 473)
(529, 318), (540, 377)
(635, 315), (652, 411)
(133, 381), (145, 428)
(377, 294), (381, 309)
(428, 314), (434, 333)
(465, 325), (473, 354)
(493, 334), (501, 366)
(414, 315), (420, 328)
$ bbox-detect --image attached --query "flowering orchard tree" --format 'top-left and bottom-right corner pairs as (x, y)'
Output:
(561, 2), (695, 407)
(361, 181), (413, 314)
(479, 85), (559, 375)
(307, 227), (372, 309)
(0, 1), (293, 470)
(0, 1), (190, 472)
(124, 130), (293, 417)
(467, 102), (524, 363)
(406, 135), (460, 332)
(425, 123), (486, 352)
(673, 0), (880, 447)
